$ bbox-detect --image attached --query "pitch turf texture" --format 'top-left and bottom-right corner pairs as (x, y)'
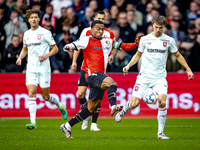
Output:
(0, 118), (199, 150)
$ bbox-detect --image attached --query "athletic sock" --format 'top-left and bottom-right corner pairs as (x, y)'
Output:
(29, 97), (37, 124)
(49, 94), (62, 109)
(68, 108), (92, 127)
(107, 85), (117, 107)
(92, 106), (100, 123)
(123, 100), (132, 112)
(157, 107), (167, 133)
(78, 97), (87, 109)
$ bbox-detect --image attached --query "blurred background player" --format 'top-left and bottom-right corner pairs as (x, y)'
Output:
(16, 8), (68, 130)
(115, 16), (194, 139)
(71, 11), (115, 132)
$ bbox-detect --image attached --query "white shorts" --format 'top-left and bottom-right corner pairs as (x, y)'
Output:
(26, 72), (51, 88)
(132, 76), (168, 99)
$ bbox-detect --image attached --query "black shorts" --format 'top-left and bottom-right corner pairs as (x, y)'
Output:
(86, 72), (109, 101)
(78, 70), (88, 86)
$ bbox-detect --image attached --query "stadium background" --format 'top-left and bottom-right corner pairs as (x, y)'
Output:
(0, 0), (200, 118)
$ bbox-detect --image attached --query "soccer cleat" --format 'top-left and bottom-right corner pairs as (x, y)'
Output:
(110, 106), (123, 117)
(115, 109), (127, 123)
(26, 122), (37, 130)
(59, 103), (68, 120)
(60, 123), (73, 138)
(158, 132), (170, 139)
(90, 123), (100, 131)
(81, 116), (91, 130)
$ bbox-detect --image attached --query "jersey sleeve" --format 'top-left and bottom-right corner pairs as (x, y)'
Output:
(137, 37), (145, 53)
(72, 37), (89, 50)
(44, 30), (56, 46)
(169, 38), (178, 54)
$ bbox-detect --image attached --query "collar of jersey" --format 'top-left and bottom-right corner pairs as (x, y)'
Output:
(92, 35), (102, 40)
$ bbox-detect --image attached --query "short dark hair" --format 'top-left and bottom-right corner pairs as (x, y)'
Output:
(91, 20), (104, 28)
(151, 15), (168, 26)
(95, 11), (105, 17)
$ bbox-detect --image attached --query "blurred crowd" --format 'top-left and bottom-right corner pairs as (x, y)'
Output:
(0, 0), (200, 73)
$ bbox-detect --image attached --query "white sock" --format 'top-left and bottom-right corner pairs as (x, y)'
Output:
(64, 122), (71, 131)
(49, 94), (62, 109)
(157, 108), (167, 134)
(123, 100), (132, 112)
(111, 105), (116, 111)
(29, 97), (37, 124)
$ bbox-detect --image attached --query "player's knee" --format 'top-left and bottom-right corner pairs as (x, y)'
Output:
(78, 91), (85, 99)
(29, 93), (36, 98)
(88, 107), (95, 113)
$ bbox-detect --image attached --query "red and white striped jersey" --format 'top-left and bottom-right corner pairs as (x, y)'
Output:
(79, 27), (115, 71)
(67, 36), (118, 78)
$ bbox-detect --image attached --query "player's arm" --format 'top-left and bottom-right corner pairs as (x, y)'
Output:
(123, 51), (142, 75)
(113, 34), (144, 51)
(174, 51), (194, 80)
(108, 48), (117, 64)
(71, 50), (81, 71)
(38, 44), (58, 62)
(16, 45), (28, 66)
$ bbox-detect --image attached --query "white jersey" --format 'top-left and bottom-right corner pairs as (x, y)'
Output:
(138, 33), (178, 79)
(23, 26), (56, 72)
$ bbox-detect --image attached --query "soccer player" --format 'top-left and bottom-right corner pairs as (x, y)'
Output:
(16, 9), (68, 130)
(60, 20), (140, 138)
(71, 11), (115, 131)
(115, 15), (194, 139)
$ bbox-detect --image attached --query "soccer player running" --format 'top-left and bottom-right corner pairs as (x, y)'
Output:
(71, 11), (115, 131)
(115, 15), (194, 139)
(16, 9), (68, 130)
(60, 20), (140, 138)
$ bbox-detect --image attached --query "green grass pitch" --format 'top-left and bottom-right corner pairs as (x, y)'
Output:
(0, 118), (200, 150)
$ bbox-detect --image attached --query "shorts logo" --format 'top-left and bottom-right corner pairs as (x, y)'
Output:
(134, 86), (139, 91)
(45, 81), (48, 83)
(37, 35), (41, 40)
(163, 42), (167, 47)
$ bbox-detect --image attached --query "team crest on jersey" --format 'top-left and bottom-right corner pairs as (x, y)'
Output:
(37, 35), (41, 40)
(106, 40), (110, 44)
(163, 42), (167, 47)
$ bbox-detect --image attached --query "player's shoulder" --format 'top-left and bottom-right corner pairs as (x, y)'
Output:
(39, 26), (51, 34)
(104, 27), (113, 33)
(162, 33), (174, 41)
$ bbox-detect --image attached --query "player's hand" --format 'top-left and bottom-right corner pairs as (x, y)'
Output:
(123, 65), (130, 76)
(38, 55), (47, 62)
(16, 58), (21, 66)
(135, 34), (144, 45)
(71, 62), (77, 72)
(108, 55), (114, 64)
(63, 45), (72, 52)
(187, 70), (194, 80)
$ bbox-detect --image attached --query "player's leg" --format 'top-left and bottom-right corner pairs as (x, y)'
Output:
(26, 84), (37, 129)
(40, 72), (68, 120)
(26, 72), (38, 130)
(78, 70), (92, 130)
(101, 75), (123, 117)
(152, 78), (169, 139)
(90, 104), (100, 131)
(115, 76), (147, 122)
(61, 99), (101, 138)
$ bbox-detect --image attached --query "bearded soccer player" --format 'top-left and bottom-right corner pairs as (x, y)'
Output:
(60, 20), (141, 138)
(115, 15), (194, 139)
(16, 9), (68, 130)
